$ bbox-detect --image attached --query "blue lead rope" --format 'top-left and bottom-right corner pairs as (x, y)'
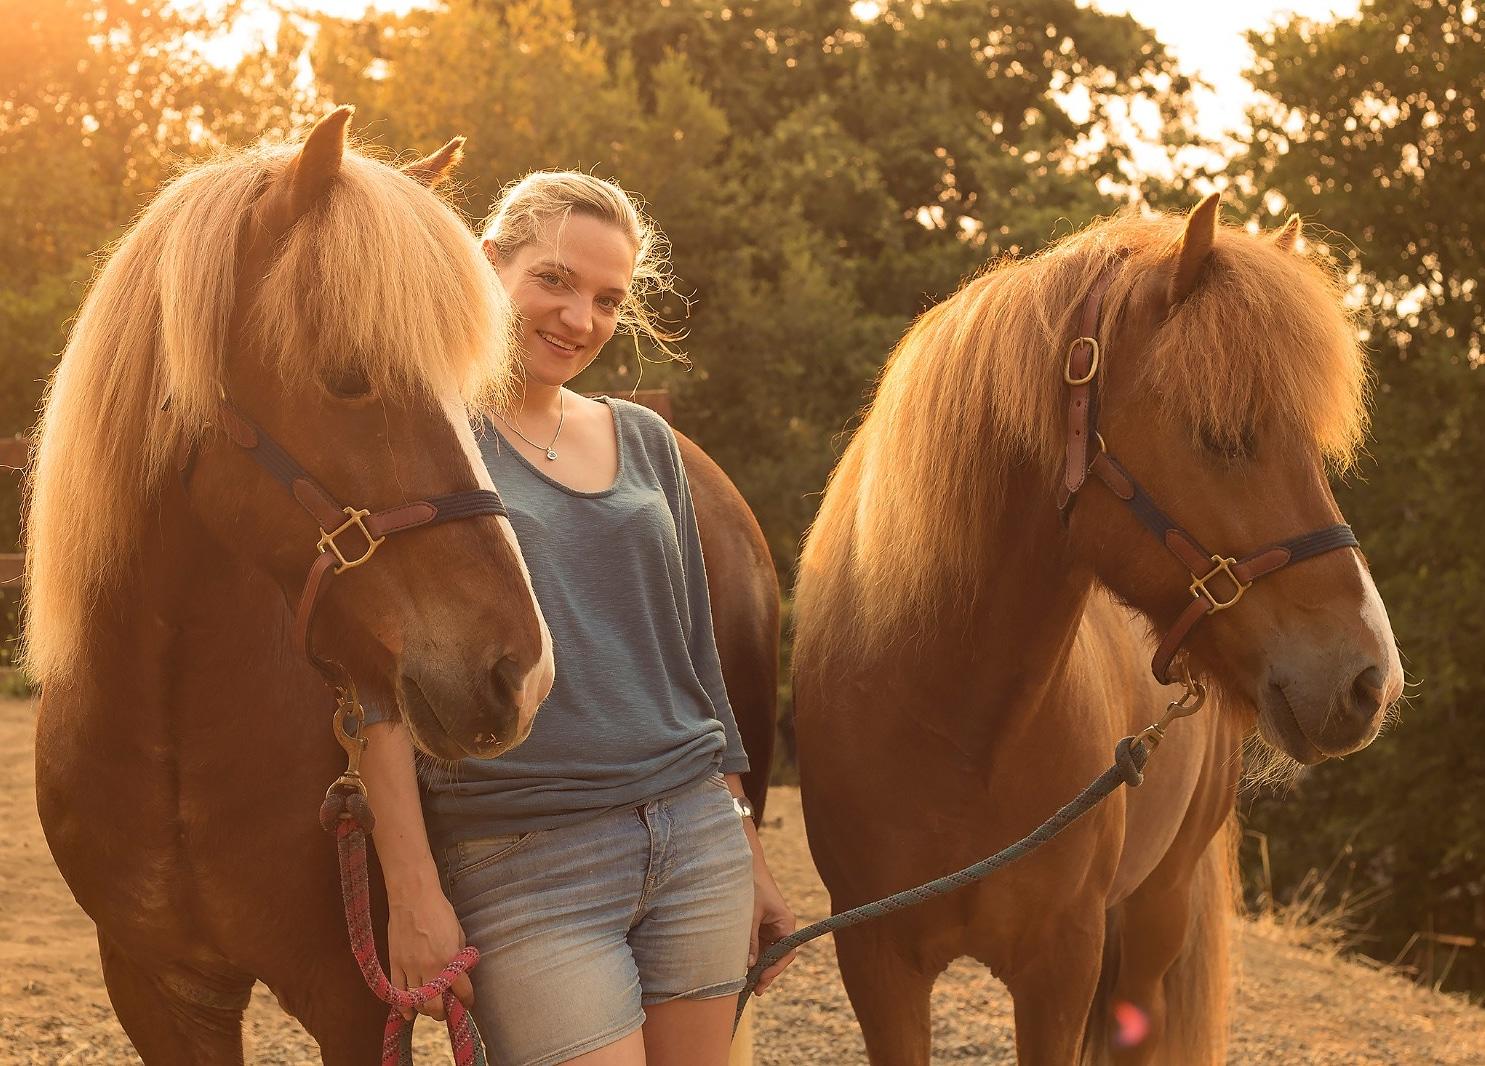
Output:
(734, 735), (1151, 1028)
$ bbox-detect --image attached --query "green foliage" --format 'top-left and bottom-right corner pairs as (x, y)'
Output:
(1239, 0), (1485, 992)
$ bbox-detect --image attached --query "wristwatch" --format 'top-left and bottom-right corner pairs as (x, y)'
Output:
(732, 794), (754, 820)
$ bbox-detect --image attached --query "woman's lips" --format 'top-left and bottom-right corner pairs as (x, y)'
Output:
(536, 329), (582, 357)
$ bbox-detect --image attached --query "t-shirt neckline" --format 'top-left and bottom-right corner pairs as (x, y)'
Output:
(488, 394), (625, 499)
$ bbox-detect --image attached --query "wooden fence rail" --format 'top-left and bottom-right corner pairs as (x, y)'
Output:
(0, 390), (672, 592)
(1, 436), (26, 588)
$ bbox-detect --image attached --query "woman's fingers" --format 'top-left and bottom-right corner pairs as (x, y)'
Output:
(754, 948), (797, 994)
(392, 967), (416, 1022)
(452, 972), (476, 1010)
(421, 972), (447, 1021)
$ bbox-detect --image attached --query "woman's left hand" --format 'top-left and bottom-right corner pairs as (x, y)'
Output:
(748, 857), (797, 994)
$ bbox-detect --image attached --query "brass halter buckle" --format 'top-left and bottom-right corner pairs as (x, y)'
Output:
(1189, 554), (1251, 612)
(1063, 336), (1101, 386)
(317, 506), (386, 574)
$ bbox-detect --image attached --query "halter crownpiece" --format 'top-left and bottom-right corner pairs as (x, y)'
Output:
(1057, 260), (1360, 685)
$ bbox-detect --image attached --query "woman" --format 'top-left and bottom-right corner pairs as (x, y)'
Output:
(361, 171), (795, 1066)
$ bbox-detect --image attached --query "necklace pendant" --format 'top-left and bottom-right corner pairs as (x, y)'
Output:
(545, 448), (558, 461)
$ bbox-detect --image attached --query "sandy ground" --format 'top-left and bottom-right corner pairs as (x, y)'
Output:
(3, 696), (1482, 1065)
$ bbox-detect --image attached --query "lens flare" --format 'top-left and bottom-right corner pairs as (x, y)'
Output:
(1112, 999), (1150, 1048)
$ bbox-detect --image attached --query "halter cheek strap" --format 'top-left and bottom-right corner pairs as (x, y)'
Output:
(1057, 264), (1360, 684)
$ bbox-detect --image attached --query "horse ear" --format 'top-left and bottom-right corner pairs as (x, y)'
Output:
(287, 106), (354, 219)
(1168, 192), (1221, 308)
(1273, 213), (1303, 252)
(403, 137), (466, 188)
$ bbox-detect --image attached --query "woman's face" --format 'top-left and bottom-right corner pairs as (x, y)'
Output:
(490, 213), (636, 389)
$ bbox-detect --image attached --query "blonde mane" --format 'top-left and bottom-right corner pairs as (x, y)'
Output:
(796, 211), (1369, 661)
(24, 139), (515, 685)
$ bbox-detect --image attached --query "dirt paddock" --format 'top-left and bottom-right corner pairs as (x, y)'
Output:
(2, 697), (1480, 1064)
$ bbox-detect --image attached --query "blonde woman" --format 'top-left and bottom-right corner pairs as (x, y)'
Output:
(361, 172), (795, 1066)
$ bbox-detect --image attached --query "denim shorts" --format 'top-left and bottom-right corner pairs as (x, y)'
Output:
(437, 770), (755, 1066)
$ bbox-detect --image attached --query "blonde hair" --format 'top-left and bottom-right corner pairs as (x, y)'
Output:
(23, 139), (515, 685)
(480, 171), (684, 359)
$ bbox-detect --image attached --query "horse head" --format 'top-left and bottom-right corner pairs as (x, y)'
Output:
(1067, 195), (1403, 765)
(183, 108), (554, 760)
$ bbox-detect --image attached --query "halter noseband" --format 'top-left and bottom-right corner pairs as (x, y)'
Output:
(1056, 263), (1360, 685)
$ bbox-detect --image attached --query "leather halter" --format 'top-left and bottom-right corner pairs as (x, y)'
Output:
(180, 399), (508, 683)
(1056, 264), (1361, 685)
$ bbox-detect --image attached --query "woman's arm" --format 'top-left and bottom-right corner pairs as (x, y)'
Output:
(361, 720), (474, 1021)
(726, 772), (797, 994)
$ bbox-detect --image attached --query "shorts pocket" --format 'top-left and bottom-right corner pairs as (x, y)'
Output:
(445, 832), (538, 886)
(705, 770), (731, 791)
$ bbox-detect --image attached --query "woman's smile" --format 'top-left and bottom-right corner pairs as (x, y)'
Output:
(535, 329), (583, 356)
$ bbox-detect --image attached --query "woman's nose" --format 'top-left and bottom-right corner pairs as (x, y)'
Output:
(557, 296), (592, 336)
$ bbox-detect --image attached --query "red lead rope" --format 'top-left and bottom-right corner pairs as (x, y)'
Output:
(320, 784), (488, 1066)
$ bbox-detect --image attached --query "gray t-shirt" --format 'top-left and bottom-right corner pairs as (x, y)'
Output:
(420, 396), (750, 847)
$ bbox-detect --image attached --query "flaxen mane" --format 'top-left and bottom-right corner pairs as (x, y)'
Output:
(24, 138), (515, 685)
(796, 211), (1369, 662)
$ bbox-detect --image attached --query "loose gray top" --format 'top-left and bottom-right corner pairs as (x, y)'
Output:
(420, 396), (750, 847)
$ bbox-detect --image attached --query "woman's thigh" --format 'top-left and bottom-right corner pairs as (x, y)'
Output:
(629, 772), (754, 1008)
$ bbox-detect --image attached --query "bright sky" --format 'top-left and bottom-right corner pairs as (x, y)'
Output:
(215, 0), (1362, 145)
(1092, 0), (1362, 138)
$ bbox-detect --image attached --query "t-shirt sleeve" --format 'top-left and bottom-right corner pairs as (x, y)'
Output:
(668, 431), (752, 775)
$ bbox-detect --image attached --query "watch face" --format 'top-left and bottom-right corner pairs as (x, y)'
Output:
(733, 796), (754, 819)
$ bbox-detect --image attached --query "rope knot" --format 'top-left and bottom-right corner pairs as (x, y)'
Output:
(1114, 736), (1147, 787)
(319, 779), (375, 833)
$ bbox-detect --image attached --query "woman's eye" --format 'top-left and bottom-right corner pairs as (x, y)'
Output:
(323, 367), (372, 400)
(537, 272), (565, 287)
(597, 296), (620, 312)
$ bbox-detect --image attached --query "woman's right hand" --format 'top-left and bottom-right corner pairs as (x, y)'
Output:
(387, 883), (475, 1022)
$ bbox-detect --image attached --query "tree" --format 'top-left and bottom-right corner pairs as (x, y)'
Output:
(565, 0), (1200, 567)
(1239, 0), (1485, 991)
(0, 0), (310, 665)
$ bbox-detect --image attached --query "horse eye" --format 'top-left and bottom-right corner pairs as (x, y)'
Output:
(1198, 424), (1256, 462)
(323, 367), (372, 400)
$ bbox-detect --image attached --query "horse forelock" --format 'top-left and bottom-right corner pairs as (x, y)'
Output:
(796, 209), (1370, 665)
(23, 136), (514, 685)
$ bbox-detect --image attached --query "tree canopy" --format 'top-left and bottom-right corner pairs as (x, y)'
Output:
(1239, 0), (1484, 992)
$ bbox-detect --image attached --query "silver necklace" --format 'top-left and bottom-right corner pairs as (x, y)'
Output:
(498, 391), (565, 461)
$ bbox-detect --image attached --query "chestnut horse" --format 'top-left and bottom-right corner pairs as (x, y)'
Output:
(27, 108), (776, 1063)
(793, 198), (1402, 1065)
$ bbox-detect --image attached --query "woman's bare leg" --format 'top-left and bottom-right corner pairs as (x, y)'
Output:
(642, 996), (737, 1066)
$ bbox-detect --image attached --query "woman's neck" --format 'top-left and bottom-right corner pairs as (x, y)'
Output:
(512, 379), (565, 426)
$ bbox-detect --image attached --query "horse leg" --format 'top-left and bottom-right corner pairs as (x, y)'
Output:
(98, 932), (252, 1065)
(272, 960), (387, 1066)
(1107, 830), (1230, 1066)
(1000, 915), (1105, 1066)
(1104, 884), (1190, 1066)
(834, 924), (938, 1066)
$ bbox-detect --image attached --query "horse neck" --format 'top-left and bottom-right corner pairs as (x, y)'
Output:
(83, 474), (314, 733)
(917, 465), (1095, 744)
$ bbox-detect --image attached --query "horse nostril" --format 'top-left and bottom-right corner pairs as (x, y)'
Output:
(491, 654), (525, 702)
(1348, 664), (1385, 720)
